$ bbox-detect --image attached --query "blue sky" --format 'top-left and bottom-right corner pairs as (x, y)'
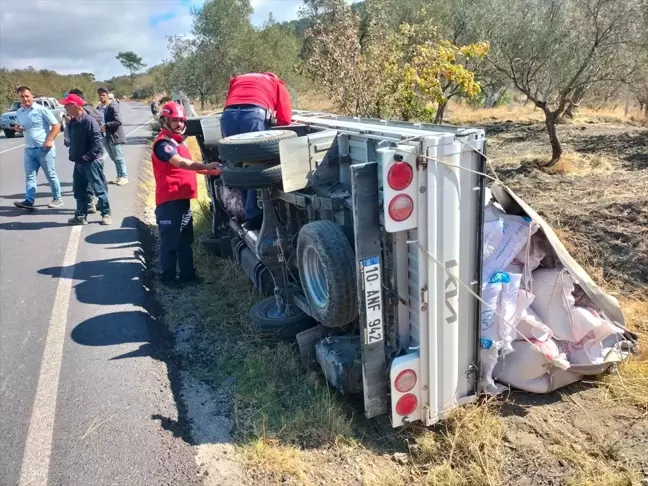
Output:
(0, 0), (358, 80)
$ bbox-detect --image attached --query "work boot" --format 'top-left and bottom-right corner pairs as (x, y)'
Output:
(14, 200), (35, 210)
(48, 199), (64, 208)
(68, 215), (88, 225)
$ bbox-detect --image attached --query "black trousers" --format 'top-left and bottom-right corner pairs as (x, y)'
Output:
(155, 199), (195, 282)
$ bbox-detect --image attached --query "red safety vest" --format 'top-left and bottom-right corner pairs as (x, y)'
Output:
(151, 128), (197, 206)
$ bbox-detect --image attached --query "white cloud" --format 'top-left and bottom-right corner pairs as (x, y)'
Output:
(0, 0), (361, 80)
(0, 0), (194, 80)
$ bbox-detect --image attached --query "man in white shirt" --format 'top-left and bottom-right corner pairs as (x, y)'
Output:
(13, 86), (62, 210)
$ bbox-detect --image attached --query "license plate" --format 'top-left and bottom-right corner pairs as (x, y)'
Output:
(361, 256), (384, 345)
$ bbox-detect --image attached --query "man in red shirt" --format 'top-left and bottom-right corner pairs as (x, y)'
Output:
(220, 72), (292, 230)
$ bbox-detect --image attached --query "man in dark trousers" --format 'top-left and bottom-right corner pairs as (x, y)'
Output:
(220, 72), (292, 230)
(63, 88), (106, 214)
(60, 93), (112, 226)
(152, 101), (221, 284)
(97, 87), (128, 185)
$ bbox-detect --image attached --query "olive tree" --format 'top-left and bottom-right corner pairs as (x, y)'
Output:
(484, 0), (642, 165)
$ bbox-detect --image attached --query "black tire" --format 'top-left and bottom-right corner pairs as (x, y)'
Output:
(297, 221), (358, 328)
(218, 130), (297, 164)
(249, 297), (317, 339)
(221, 162), (283, 189)
(199, 232), (223, 257)
(4, 129), (15, 138)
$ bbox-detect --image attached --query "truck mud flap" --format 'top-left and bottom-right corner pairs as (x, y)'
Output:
(351, 162), (389, 417)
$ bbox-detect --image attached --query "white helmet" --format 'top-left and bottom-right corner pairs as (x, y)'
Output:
(108, 93), (115, 100)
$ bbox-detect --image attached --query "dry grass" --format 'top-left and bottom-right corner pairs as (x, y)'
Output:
(297, 89), (337, 112)
(241, 438), (311, 485)
(447, 101), (647, 126)
(546, 152), (616, 175)
(550, 443), (641, 486)
(413, 402), (504, 486)
(447, 102), (544, 124)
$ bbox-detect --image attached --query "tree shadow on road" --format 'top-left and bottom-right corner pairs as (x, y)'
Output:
(41, 214), (197, 445)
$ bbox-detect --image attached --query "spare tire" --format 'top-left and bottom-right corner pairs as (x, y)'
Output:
(218, 130), (297, 163)
(249, 297), (317, 339)
(297, 221), (358, 328)
(221, 162), (283, 189)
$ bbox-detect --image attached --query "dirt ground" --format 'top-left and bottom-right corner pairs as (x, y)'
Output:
(483, 118), (648, 486)
(142, 115), (648, 486)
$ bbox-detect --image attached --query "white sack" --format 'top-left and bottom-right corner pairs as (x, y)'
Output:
(482, 205), (539, 282)
(479, 271), (531, 394)
(558, 308), (624, 365)
(512, 234), (546, 272)
(493, 340), (571, 393)
(516, 307), (553, 342)
(530, 269), (579, 341)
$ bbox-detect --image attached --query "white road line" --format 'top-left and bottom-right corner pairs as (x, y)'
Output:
(0, 143), (25, 155)
(18, 225), (83, 486)
(125, 119), (153, 138)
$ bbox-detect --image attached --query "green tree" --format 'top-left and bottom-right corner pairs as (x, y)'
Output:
(484, 0), (642, 165)
(116, 51), (147, 81)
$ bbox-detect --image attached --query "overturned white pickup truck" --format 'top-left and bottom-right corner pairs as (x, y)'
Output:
(187, 111), (636, 428)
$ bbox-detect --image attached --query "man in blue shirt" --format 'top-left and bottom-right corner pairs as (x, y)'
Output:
(13, 86), (63, 210)
(60, 93), (112, 226)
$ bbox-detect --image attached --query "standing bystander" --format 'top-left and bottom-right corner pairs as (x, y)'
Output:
(13, 86), (63, 210)
(60, 93), (112, 226)
(97, 87), (129, 185)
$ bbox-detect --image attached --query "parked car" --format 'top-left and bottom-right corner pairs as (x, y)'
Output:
(0, 96), (67, 138)
(186, 111), (634, 428)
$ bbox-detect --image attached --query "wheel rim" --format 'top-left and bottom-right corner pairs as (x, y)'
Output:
(264, 301), (300, 319)
(301, 246), (328, 309)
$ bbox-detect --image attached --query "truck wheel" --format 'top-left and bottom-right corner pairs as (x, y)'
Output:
(297, 221), (358, 328)
(218, 130), (297, 164)
(4, 129), (15, 138)
(249, 297), (317, 339)
(221, 162), (282, 189)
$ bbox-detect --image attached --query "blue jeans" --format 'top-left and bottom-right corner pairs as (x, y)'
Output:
(73, 161), (110, 217)
(24, 147), (61, 202)
(104, 140), (127, 179)
(220, 106), (269, 221)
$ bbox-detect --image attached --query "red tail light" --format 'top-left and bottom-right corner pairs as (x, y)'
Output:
(388, 195), (414, 222)
(395, 393), (418, 416)
(387, 162), (413, 190)
(394, 369), (417, 393)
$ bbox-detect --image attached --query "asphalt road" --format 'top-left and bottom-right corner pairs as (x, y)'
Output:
(0, 103), (201, 486)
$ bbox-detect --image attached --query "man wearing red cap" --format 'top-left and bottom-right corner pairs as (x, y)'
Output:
(60, 93), (112, 225)
(220, 72), (292, 230)
(152, 101), (221, 284)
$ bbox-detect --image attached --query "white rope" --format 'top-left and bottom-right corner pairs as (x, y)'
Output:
(406, 239), (548, 355)
(455, 137), (502, 182)
(394, 147), (500, 182)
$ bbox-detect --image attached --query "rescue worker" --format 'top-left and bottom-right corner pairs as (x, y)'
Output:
(220, 72), (292, 230)
(152, 101), (221, 284)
